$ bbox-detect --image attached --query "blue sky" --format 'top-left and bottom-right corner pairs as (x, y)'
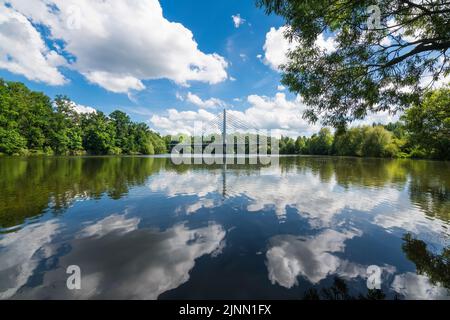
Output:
(0, 0), (399, 136)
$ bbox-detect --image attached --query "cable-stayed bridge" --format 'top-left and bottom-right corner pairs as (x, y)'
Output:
(169, 109), (275, 154)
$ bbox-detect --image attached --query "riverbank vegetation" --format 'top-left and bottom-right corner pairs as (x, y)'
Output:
(0, 79), (166, 156)
(279, 88), (449, 160)
(0, 79), (448, 160)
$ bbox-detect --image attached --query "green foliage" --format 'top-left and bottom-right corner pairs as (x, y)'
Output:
(0, 78), (447, 160)
(333, 127), (365, 156)
(362, 126), (396, 157)
(0, 79), (166, 156)
(257, 0), (450, 127)
(403, 88), (450, 160)
(82, 112), (117, 155)
(309, 128), (333, 155)
(279, 136), (296, 154)
(0, 128), (27, 155)
(295, 125), (404, 158)
(286, 87), (449, 160)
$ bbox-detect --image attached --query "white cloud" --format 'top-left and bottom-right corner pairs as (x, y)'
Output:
(147, 162), (449, 241)
(83, 71), (145, 94)
(124, 106), (153, 117)
(353, 110), (400, 127)
(266, 229), (365, 288)
(12, 215), (226, 299)
(315, 33), (338, 53)
(149, 171), (220, 198)
(151, 92), (320, 137)
(237, 93), (320, 137)
(150, 108), (217, 136)
(0, 5), (67, 85)
(0, 220), (60, 299)
(263, 26), (296, 71)
(3, 0), (228, 93)
(71, 102), (97, 114)
(186, 92), (227, 109)
(232, 14), (246, 28)
(277, 85), (286, 91)
(391, 273), (449, 300)
(263, 26), (337, 71)
(78, 214), (140, 239)
(53, 99), (96, 114)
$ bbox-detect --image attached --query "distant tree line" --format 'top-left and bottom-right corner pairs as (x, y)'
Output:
(1, 79), (448, 160)
(0, 79), (166, 156)
(279, 88), (449, 161)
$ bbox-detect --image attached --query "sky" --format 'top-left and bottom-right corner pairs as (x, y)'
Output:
(0, 0), (401, 137)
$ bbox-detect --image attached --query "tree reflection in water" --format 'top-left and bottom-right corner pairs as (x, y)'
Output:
(1, 157), (448, 229)
(0, 156), (448, 299)
(402, 234), (450, 290)
(302, 277), (388, 300)
(301, 234), (449, 300)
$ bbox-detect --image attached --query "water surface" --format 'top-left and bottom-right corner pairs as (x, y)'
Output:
(0, 156), (449, 300)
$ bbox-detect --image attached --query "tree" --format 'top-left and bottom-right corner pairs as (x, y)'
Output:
(257, 0), (450, 127)
(295, 136), (307, 154)
(280, 136), (296, 154)
(133, 123), (155, 155)
(309, 128), (334, 155)
(0, 78), (168, 156)
(110, 110), (133, 153)
(362, 126), (397, 157)
(82, 112), (117, 155)
(0, 128), (27, 155)
(333, 127), (365, 156)
(0, 79), (53, 154)
(403, 88), (450, 160)
(50, 96), (84, 155)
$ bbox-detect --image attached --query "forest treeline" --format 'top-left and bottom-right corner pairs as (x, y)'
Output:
(0, 79), (166, 156)
(0, 79), (448, 160)
(279, 88), (449, 160)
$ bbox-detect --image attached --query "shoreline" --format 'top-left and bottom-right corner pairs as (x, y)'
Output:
(0, 153), (448, 163)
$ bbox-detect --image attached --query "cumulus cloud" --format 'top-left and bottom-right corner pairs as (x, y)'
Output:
(266, 229), (365, 288)
(150, 108), (217, 136)
(232, 14), (246, 28)
(12, 215), (226, 299)
(2, 0), (228, 92)
(263, 26), (296, 71)
(186, 92), (227, 109)
(391, 273), (449, 300)
(315, 33), (338, 54)
(353, 110), (400, 127)
(0, 5), (67, 85)
(263, 26), (337, 71)
(54, 99), (96, 114)
(69, 101), (96, 114)
(151, 92), (320, 137)
(0, 220), (60, 299)
(148, 165), (395, 226)
(149, 171), (221, 198)
(78, 214), (140, 239)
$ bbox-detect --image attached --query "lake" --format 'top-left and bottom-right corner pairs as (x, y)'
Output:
(0, 156), (449, 300)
